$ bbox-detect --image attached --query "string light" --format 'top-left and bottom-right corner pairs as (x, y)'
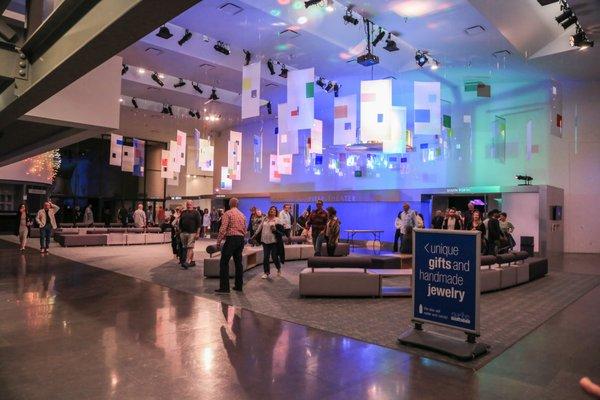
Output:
(24, 150), (61, 182)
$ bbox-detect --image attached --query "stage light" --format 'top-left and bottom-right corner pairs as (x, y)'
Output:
(243, 49), (251, 66)
(343, 8), (359, 25)
(151, 72), (164, 87)
(174, 78), (186, 88)
(304, 0), (320, 7)
(167, 105), (173, 116)
(266, 101), (272, 115)
(119, 98), (123, 103)
(279, 64), (288, 78)
(121, 63), (129, 75)
(131, 98), (138, 108)
(430, 60), (440, 70)
(515, 174), (533, 185)
(578, 38), (594, 49)
(209, 88), (219, 101)
(316, 77), (326, 89)
(561, 15), (577, 29)
(333, 83), (340, 97)
(214, 41), (230, 55)
(178, 29), (192, 46)
(267, 59), (276, 75)
(161, 105), (169, 114)
(192, 82), (203, 94)
(188, 109), (196, 117)
(415, 50), (428, 67)
(137, 67), (146, 74)
(324, 81), (334, 92)
(195, 111), (201, 119)
(156, 25), (173, 39)
(372, 27), (385, 47)
(383, 34), (399, 52)
(555, 8), (573, 24)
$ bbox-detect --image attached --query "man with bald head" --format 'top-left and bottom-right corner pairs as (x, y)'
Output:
(178, 200), (202, 269)
(215, 198), (247, 294)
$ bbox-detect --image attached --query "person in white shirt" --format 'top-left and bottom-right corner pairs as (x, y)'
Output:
(202, 208), (211, 237)
(278, 204), (293, 238)
(83, 204), (94, 226)
(393, 203), (417, 252)
(36, 201), (60, 253)
(133, 203), (147, 228)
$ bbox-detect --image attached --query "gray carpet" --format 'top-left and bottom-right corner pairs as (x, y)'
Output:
(4, 236), (599, 369)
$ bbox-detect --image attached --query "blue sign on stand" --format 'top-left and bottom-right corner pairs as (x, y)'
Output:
(412, 229), (481, 334)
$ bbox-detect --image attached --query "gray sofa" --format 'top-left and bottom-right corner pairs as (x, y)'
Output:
(53, 227), (169, 247)
(299, 268), (380, 297)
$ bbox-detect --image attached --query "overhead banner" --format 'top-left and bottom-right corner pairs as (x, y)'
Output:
(160, 150), (170, 179)
(132, 138), (145, 177)
(287, 67), (315, 131)
(360, 79), (392, 143)
(169, 140), (180, 173)
(109, 133), (123, 166)
(269, 154), (281, 183)
(309, 119), (323, 154)
(166, 171), (179, 186)
(220, 166), (232, 190)
(198, 138), (214, 171)
(176, 130), (187, 166)
(278, 103), (299, 155)
(277, 154), (293, 175)
(121, 145), (134, 173)
(383, 106), (407, 154)
(333, 94), (357, 146)
(241, 62), (261, 119)
(227, 130), (242, 180)
(412, 229), (481, 333)
(253, 133), (263, 172)
(414, 81), (441, 135)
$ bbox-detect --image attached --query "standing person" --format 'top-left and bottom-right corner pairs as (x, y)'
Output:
(178, 200), (202, 269)
(443, 208), (463, 230)
(102, 206), (111, 227)
(170, 207), (182, 259)
(247, 207), (257, 238)
(202, 208), (211, 238)
(35, 201), (59, 254)
(15, 204), (31, 251)
(485, 209), (502, 255)
(499, 212), (516, 250)
(307, 200), (328, 256)
(324, 207), (341, 257)
(296, 208), (310, 236)
(249, 209), (264, 246)
(210, 208), (219, 234)
(83, 204), (94, 226)
(133, 203), (146, 228)
(416, 212), (425, 229)
(431, 210), (444, 229)
(278, 204), (293, 239)
(464, 201), (476, 230)
(215, 198), (247, 294)
(252, 206), (284, 279)
(146, 205), (154, 227)
(73, 206), (82, 223)
(118, 205), (128, 227)
(394, 203), (417, 253)
(469, 210), (486, 251)
(157, 206), (165, 226)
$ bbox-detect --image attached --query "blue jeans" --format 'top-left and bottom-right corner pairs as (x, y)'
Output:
(314, 232), (325, 256)
(40, 225), (52, 249)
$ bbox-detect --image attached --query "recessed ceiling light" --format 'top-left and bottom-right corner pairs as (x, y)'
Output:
(297, 16), (308, 24)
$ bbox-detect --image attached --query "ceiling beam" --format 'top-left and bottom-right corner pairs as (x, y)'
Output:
(0, 0), (202, 130)
(0, 0), (11, 15)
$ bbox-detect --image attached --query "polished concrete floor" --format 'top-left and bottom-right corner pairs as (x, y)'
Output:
(0, 240), (598, 399)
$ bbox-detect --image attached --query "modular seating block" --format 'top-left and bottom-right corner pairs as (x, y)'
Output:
(299, 244), (317, 259)
(480, 269), (501, 293)
(145, 233), (165, 244)
(284, 244), (303, 261)
(500, 266), (518, 288)
(299, 268), (380, 297)
(107, 233), (126, 245)
(370, 256), (403, 269)
(480, 255), (497, 268)
(308, 256), (373, 270)
(320, 242), (351, 257)
(125, 234), (146, 245)
(57, 234), (107, 247)
(528, 258), (548, 281)
(516, 264), (530, 284)
(203, 254), (250, 277)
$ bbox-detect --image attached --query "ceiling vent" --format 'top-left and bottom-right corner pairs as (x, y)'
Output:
(145, 47), (163, 56)
(464, 25), (486, 36)
(492, 50), (512, 58)
(279, 29), (300, 39)
(218, 3), (244, 15)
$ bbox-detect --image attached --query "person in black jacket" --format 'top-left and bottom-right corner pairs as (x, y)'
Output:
(463, 201), (475, 230)
(431, 210), (444, 229)
(15, 204), (32, 251)
(485, 209), (503, 255)
(442, 208), (463, 230)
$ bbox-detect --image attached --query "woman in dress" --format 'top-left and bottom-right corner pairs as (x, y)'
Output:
(252, 206), (285, 279)
(324, 207), (340, 257)
(470, 210), (487, 252)
(202, 208), (211, 238)
(15, 204), (31, 251)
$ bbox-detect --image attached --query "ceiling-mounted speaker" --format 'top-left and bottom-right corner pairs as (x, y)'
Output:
(536, 0), (558, 5)
(477, 83), (491, 98)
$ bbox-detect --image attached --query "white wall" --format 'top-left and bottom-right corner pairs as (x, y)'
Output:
(502, 192), (540, 252)
(550, 81), (600, 253)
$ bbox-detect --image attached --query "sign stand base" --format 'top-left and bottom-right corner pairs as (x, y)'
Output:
(398, 327), (489, 361)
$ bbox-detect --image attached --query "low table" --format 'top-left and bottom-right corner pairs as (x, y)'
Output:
(368, 268), (412, 297)
(345, 229), (384, 254)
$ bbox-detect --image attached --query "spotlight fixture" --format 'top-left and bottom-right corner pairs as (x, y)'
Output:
(267, 59), (276, 75)
(415, 50), (429, 67)
(174, 78), (186, 88)
(131, 98), (138, 108)
(324, 81), (334, 92)
(121, 63), (129, 75)
(515, 174), (533, 186)
(156, 25), (173, 39)
(316, 77), (326, 89)
(188, 109), (196, 117)
(243, 49), (251, 66)
(372, 27), (385, 47)
(266, 101), (272, 115)
(383, 34), (399, 52)
(151, 72), (164, 87)
(561, 14), (577, 29)
(209, 88), (219, 101)
(167, 105), (173, 116)
(304, 0), (321, 7)
(192, 82), (203, 94)
(178, 29), (192, 46)
(343, 8), (359, 25)
(570, 29), (594, 49)
(279, 64), (288, 78)
(161, 104), (169, 114)
(555, 8), (573, 24)
(333, 83), (340, 97)
(214, 41), (230, 55)
(195, 111), (201, 119)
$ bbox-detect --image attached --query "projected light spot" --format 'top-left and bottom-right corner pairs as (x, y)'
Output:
(276, 43), (290, 51)
(297, 16), (308, 24)
(339, 52), (352, 60)
(277, 0), (290, 4)
(389, 0), (454, 17)
(292, 1), (303, 10)
(270, 8), (281, 17)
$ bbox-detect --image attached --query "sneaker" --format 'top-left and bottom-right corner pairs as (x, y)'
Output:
(180, 263), (190, 270)
(261, 274), (269, 279)
(40, 249), (45, 253)
(214, 289), (230, 294)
